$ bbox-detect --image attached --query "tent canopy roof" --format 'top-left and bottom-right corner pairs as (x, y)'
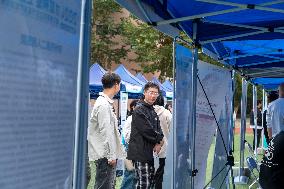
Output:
(136, 72), (149, 83)
(116, 0), (284, 90)
(89, 63), (106, 86)
(162, 80), (173, 91)
(115, 65), (145, 86)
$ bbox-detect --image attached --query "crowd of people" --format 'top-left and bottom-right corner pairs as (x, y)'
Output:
(87, 72), (172, 189)
(87, 71), (284, 189)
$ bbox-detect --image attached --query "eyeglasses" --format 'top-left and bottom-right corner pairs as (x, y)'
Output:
(147, 91), (159, 96)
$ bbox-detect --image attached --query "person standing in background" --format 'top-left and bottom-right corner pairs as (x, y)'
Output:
(153, 95), (172, 189)
(120, 100), (139, 189)
(260, 131), (284, 188)
(267, 83), (284, 140)
(250, 100), (263, 151)
(263, 92), (279, 144)
(165, 103), (173, 113)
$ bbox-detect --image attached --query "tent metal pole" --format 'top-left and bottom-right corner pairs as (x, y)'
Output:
(171, 36), (178, 189)
(155, 7), (244, 26)
(73, 0), (92, 189)
(231, 39), (282, 51)
(196, 0), (284, 14)
(198, 0), (284, 7)
(200, 30), (266, 44)
(190, 21), (198, 189)
(154, 0), (284, 26)
(229, 70), (235, 152)
(264, 91), (268, 111)
(175, 36), (194, 47)
(261, 89), (266, 149)
(240, 78), (248, 174)
(238, 58), (284, 67)
(234, 78), (248, 184)
(135, 0), (153, 24)
(228, 70), (236, 189)
(220, 50), (276, 61)
(211, 43), (221, 58)
(203, 19), (284, 33)
(253, 85), (258, 159)
(246, 69), (284, 77)
(251, 54), (284, 60)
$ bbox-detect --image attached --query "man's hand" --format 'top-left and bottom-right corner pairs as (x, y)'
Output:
(160, 139), (165, 147)
(153, 144), (162, 154)
(108, 159), (117, 167)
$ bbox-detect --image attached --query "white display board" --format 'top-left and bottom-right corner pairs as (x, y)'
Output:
(120, 91), (128, 128)
(0, 1), (81, 189)
(194, 61), (232, 189)
(164, 44), (232, 189)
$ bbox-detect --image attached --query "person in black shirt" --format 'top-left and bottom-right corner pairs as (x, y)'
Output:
(250, 100), (263, 150)
(127, 82), (164, 189)
(260, 131), (284, 189)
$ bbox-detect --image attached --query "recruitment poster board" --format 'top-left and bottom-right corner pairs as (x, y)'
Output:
(195, 61), (232, 189)
(164, 44), (232, 189)
(0, 1), (82, 189)
(164, 44), (193, 188)
(210, 71), (233, 189)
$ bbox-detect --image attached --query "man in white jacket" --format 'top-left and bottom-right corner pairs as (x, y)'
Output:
(267, 83), (284, 140)
(153, 95), (172, 189)
(88, 72), (125, 189)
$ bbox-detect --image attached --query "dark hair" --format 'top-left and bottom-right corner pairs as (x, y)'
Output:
(128, 100), (139, 116)
(143, 82), (160, 92)
(268, 91), (278, 103)
(165, 103), (172, 110)
(101, 72), (121, 89)
(154, 94), (164, 106)
(130, 100), (138, 109)
(257, 100), (262, 105)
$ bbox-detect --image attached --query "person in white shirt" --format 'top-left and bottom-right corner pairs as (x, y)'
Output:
(88, 72), (125, 189)
(123, 100), (139, 145)
(267, 83), (284, 140)
(120, 100), (138, 189)
(153, 95), (172, 189)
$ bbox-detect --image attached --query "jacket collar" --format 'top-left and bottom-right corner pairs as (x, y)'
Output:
(139, 100), (154, 109)
(99, 92), (114, 104)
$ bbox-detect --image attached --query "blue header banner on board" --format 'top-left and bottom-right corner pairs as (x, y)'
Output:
(0, 1), (82, 189)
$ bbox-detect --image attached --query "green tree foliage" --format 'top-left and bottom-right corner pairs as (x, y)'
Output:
(233, 74), (263, 116)
(120, 17), (173, 79)
(91, 0), (128, 68)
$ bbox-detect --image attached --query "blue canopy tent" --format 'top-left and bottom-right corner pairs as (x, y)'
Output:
(114, 64), (145, 99)
(89, 63), (126, 99)
(114, 0), (284, 188)
(136, 72), (149, 83)
(204, 40), (284, 79)
(163, 79), (173, 92)
(89, 63), (106, 98)
(152, 76), (173, 99)
(251, 77), (284, 91)
(116, 0), (284, 89)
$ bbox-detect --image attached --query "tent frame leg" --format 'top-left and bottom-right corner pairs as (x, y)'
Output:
(234, 78), (249, 184)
